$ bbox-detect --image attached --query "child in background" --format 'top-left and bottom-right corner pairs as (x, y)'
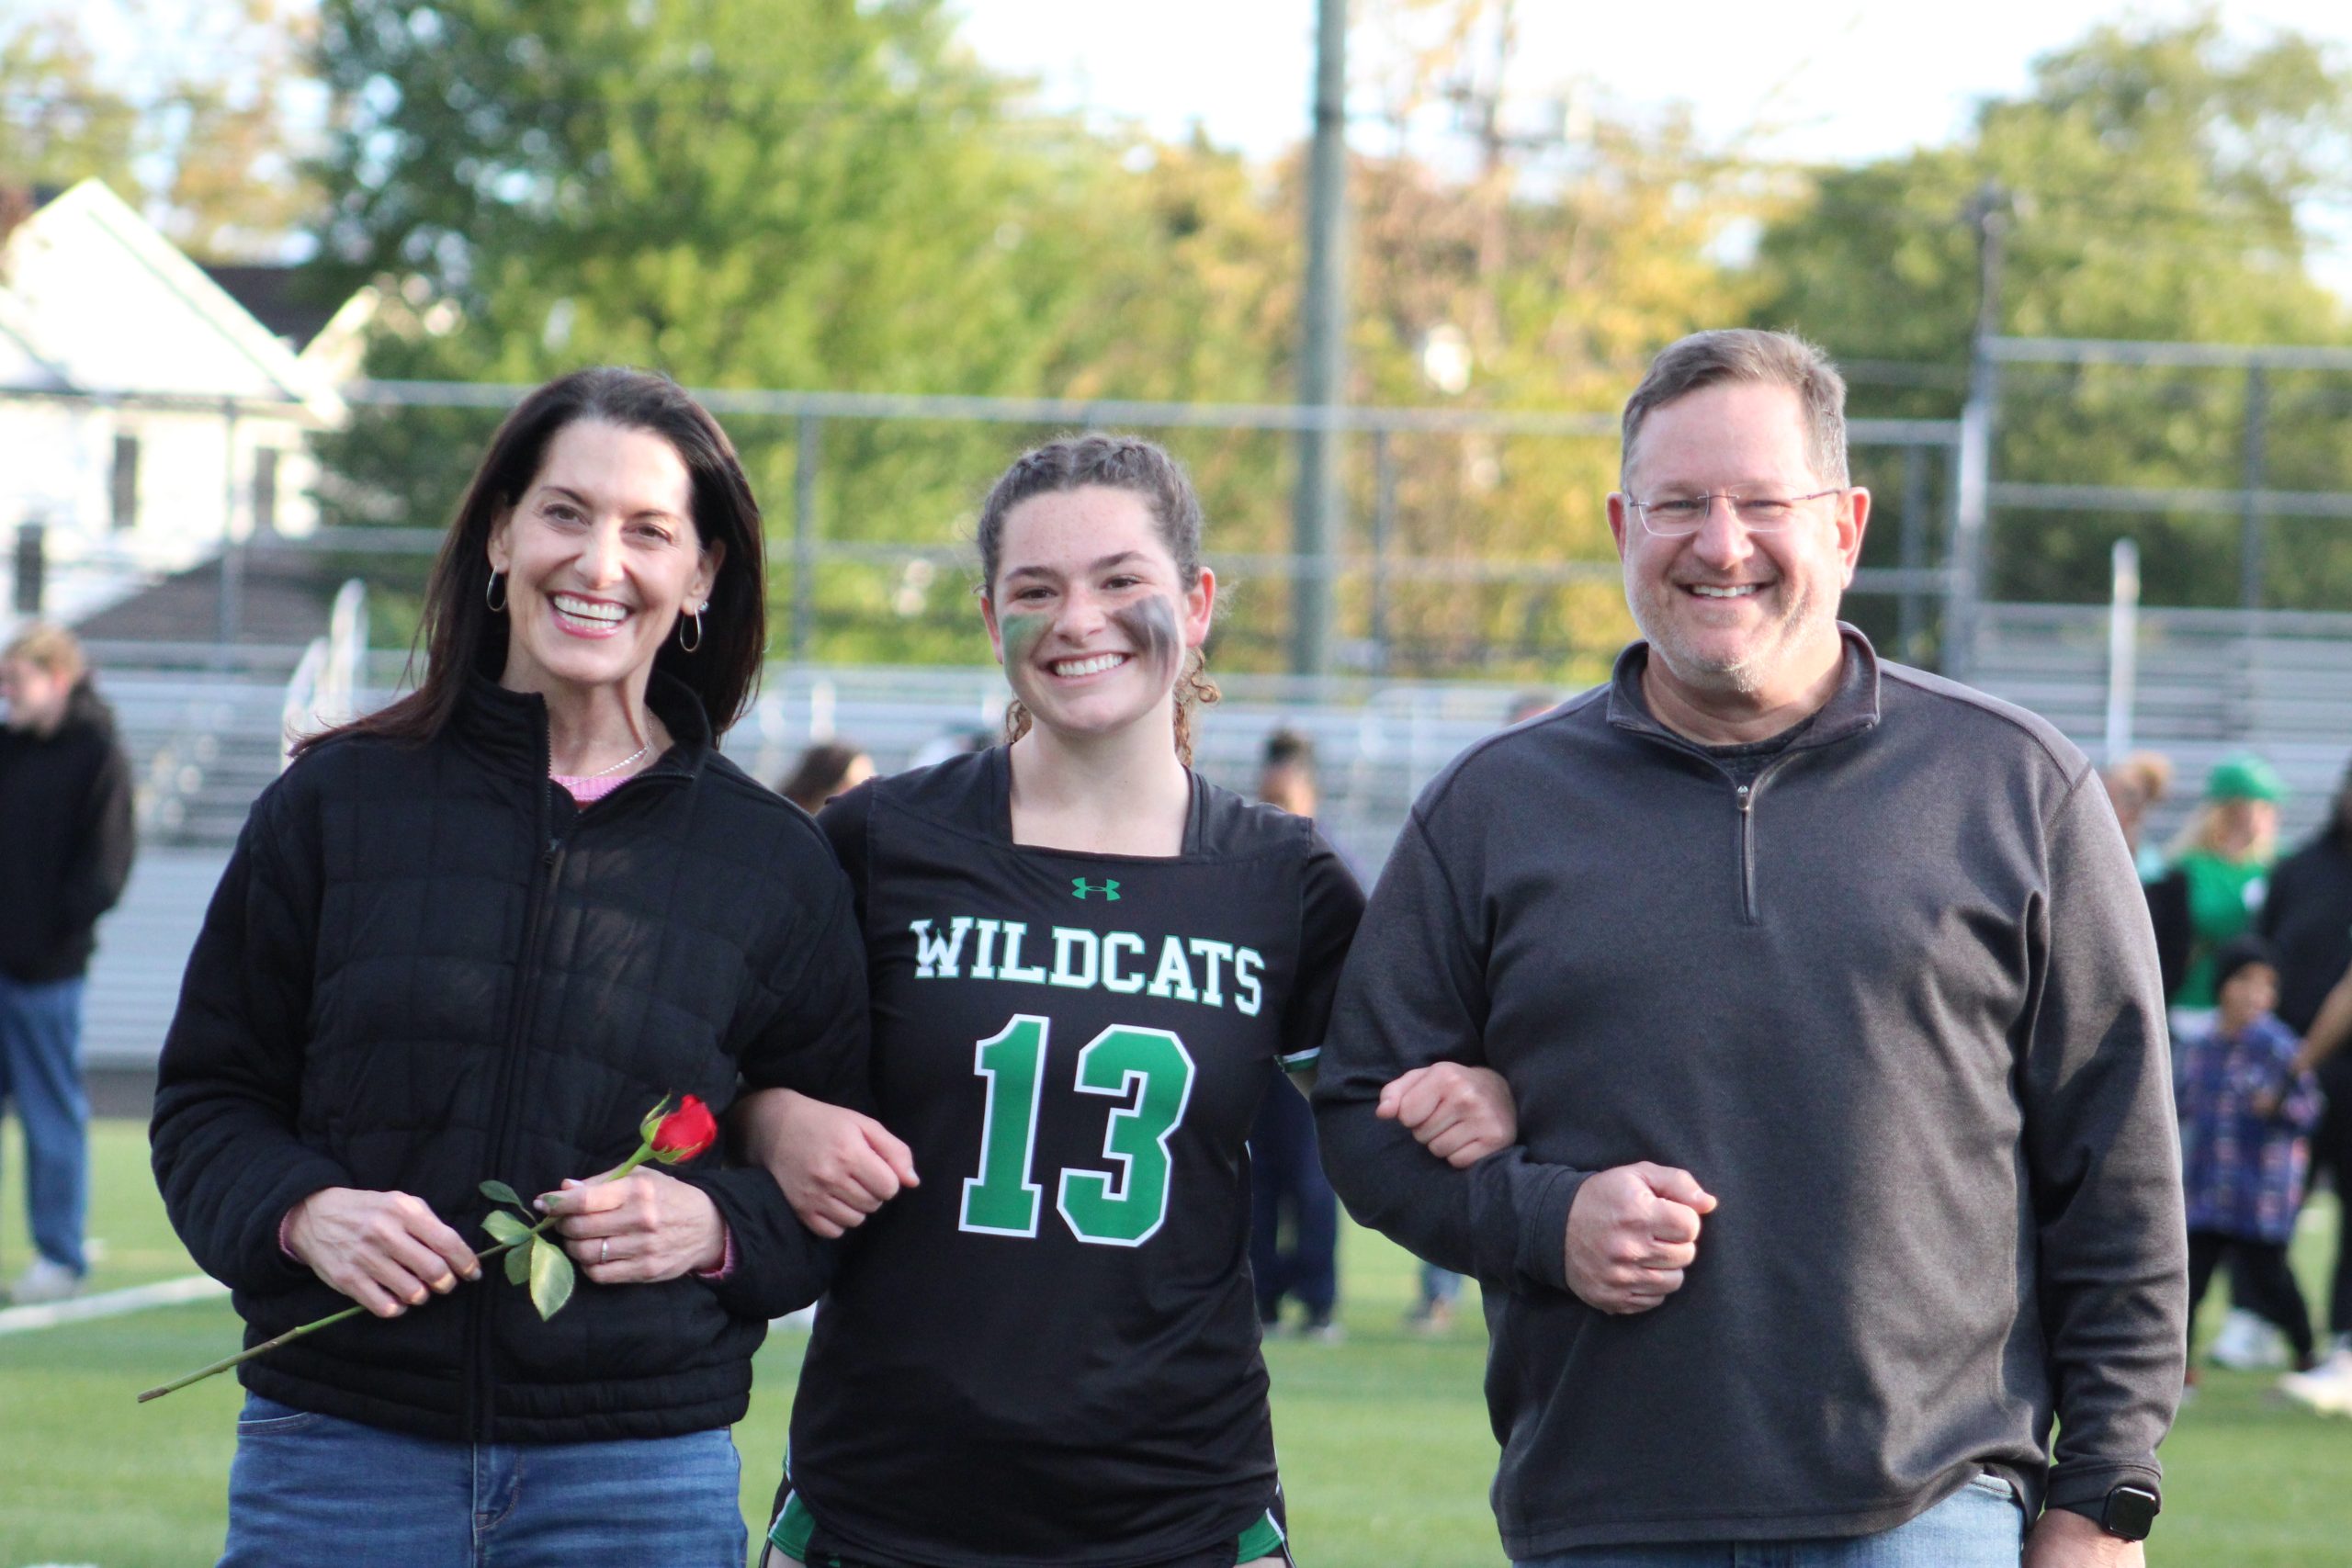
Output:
(2177, 934), (2324, 1386)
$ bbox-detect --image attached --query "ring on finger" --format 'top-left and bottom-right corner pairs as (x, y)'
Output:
(600, 1238), (609, 1265)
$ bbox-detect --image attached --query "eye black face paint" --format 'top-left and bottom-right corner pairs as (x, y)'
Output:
(1109, 596), (1182, 688)
(999, 609), (1050, 667)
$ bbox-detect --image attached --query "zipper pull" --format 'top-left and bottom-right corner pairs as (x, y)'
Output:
(1735, 784), (1753, 813)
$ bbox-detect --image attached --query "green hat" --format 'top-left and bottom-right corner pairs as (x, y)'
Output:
(2207, 753), (2285, 804)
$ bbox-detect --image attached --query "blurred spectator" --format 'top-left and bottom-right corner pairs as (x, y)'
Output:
(1406, 1255), (1462, 1335)
(2176, 937), (2322, 1393)
(778, 742), (875, 816)
(1248, 728), (1341, 1340)
(0, 622), (135, 1303)
(2150, 753), (2282, 1018)
(2102, 750), (2175, 883)
(1506, 691), (1556, 726)
(1258, 727), (1317, 816)
(2261, 761), (2352, 1381)
(906, 727), (992, 771)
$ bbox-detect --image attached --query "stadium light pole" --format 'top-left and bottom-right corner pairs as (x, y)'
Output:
(1948, 180), (2008, 682)
(1291, 0), (1348, 676)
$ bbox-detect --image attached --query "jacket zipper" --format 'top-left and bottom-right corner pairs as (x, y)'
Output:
(1734, 782), (1758, 925)
(468, 787), (569, 1441)
(1730, 755), (1806, 927)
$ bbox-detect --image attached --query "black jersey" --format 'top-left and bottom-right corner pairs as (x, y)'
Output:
(787, 747), (1363, 1567)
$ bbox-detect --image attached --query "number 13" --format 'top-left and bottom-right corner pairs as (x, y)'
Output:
(960, 1013), (1196, 1247)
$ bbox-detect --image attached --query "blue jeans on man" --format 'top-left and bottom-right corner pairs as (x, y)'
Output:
(0, 973), (90, 1277)
(1516, 1472), (2024, 1567)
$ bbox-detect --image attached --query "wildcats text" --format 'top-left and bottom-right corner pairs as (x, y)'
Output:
(908, 917), (1264, 1015)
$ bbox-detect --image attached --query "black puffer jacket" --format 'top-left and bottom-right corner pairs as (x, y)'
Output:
(0, 680), (135, 982)
(151, 674), (866, 1444)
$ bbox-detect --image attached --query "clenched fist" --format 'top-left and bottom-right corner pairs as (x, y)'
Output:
(1564, 1162), (1716, 1314)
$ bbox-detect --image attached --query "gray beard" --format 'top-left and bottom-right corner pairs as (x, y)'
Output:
(1627, 594), (1787, 700)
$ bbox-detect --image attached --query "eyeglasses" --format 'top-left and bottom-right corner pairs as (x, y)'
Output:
(1626, 488), (1846, 538)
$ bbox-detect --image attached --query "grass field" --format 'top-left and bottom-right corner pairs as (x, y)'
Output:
(1, 1122), (2347, 1566)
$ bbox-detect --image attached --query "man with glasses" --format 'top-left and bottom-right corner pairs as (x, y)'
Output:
(1316, 329), (2184, 1567)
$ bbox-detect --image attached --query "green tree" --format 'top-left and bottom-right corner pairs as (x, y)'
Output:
(1752, 13), (2352, 610)
(308, 0), (1316, 664)
(308, 0), (1753, 680)
(0, 13), (141, 201)
(1331, 0), (1754, 681)
(0, 1), (322, 260)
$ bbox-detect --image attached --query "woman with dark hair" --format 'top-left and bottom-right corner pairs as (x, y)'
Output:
(151, 367), (867, 1567)
(778, 740), (876, 816)
(736, 434), (1513, 1568)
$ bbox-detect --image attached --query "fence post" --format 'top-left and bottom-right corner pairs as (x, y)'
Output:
(217, 400), (243, 647)
(2240, 365), (2268, 611)
(12, 519), (42, 615)
(1950, 351), (1999, 684)
(2104, 537), (2139, 767)
(1369, 429), (1394, 673)
(1898, 443), (1928, 662)
(793, 412), (820, 663)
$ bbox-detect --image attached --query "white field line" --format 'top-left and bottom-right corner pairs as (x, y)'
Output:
(0, 1273), (228, 1336)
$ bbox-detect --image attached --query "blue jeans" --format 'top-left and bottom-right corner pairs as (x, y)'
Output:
(1516, 1472), (2024, 1567)
(0, 974), (88, 1275)
(220, 1393), (746, 1568)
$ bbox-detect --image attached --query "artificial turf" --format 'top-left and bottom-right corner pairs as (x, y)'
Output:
(0, 1122), (2345, 1566)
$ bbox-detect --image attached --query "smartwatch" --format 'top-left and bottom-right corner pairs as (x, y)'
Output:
(2098, 1483), (2160, 1541)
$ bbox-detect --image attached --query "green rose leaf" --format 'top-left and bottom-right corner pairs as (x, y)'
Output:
(482, 1211), (530, 1246)
(504, 1240), (533, 1287)
(529, 1236), (576, 1321)
(480, 1179), (526, 1211)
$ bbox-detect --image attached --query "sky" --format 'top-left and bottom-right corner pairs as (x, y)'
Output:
(952, 0), (2352, 169)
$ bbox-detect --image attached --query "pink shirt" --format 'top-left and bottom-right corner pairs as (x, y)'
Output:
(553, 772), (631, 805)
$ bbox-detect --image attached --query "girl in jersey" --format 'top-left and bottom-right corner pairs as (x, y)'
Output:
(742, 434), (1510, 1568)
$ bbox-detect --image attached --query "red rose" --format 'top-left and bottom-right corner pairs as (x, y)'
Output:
(650, 1095), (718, 1164)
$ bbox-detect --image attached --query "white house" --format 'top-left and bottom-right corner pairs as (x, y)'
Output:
(0, 179), (361, 630)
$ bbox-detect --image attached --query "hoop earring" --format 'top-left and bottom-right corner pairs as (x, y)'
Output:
(485, 571), (507, 614)
(678, 603), (706, 653)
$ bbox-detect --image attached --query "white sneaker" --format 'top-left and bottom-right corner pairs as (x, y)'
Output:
(2278, 1350), (2352, 1416)
(9, 1258), (85, 1304)
(2210, 1307), (2290, 1370)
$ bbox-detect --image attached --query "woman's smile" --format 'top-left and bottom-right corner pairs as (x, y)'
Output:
(548, 592), (631, 638)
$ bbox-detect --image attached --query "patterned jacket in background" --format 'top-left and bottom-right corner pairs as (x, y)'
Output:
(2176, 1011), (2323, 1244)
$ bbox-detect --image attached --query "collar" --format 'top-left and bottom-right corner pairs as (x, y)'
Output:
(453, 670), (715, 784)
(985, 742), (1209, 856)
(1605, 623), (1883, 757)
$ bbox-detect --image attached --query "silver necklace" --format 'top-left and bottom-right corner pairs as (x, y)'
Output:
(556, 740), (651, 781)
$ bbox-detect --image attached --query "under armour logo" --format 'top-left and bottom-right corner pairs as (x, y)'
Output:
(1072, 877), (1120, 901)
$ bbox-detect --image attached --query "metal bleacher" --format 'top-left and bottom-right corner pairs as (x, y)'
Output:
(1967, 604), (2352, 847)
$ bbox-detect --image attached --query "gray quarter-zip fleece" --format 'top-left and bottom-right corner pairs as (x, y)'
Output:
(1315, 628), (2186, 1556)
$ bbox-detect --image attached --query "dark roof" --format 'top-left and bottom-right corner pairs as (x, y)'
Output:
(74, 549), (342, 645)
(200, 265), (343, 352)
